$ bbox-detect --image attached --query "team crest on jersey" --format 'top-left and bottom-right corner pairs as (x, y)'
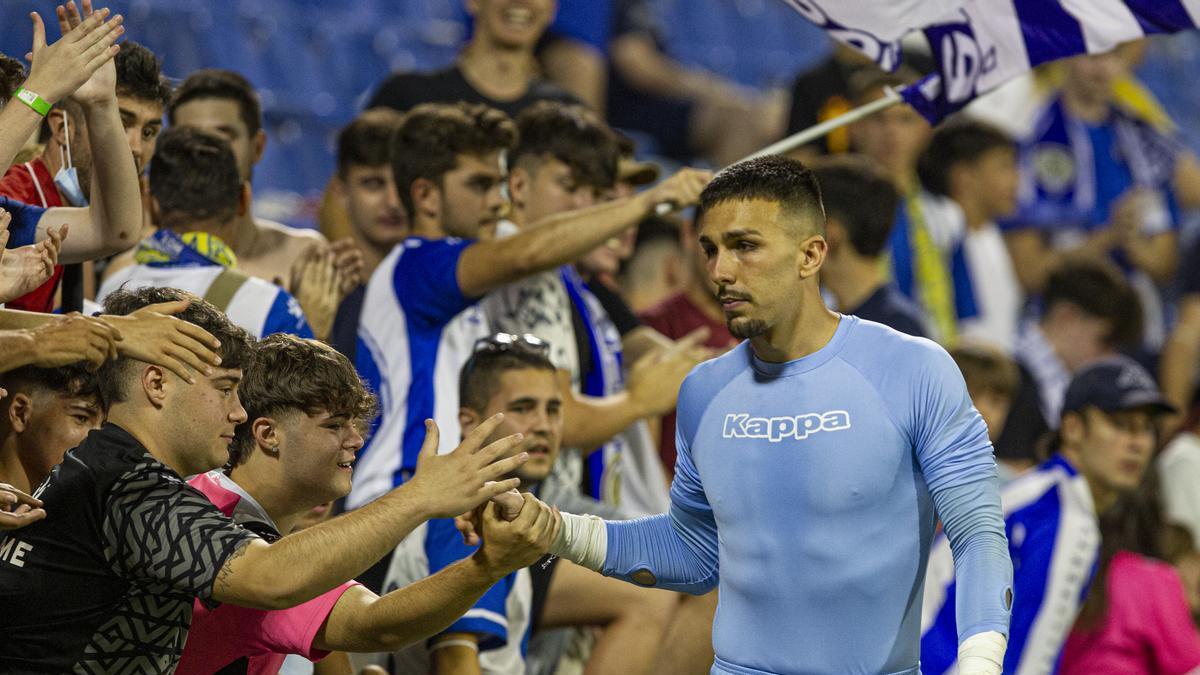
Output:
(1031, 143), (1076, 194)
(722, 411), (851, 442)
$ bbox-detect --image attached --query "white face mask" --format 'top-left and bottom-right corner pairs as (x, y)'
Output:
(54, 112), (88, 206)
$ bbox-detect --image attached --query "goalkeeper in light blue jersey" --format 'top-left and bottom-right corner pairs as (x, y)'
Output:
(541, 156), (1013, 675)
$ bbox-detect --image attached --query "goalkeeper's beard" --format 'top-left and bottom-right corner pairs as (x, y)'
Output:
(729, 316), (768, 340)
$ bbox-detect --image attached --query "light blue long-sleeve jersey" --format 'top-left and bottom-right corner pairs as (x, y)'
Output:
(602, 316), (1012, 675)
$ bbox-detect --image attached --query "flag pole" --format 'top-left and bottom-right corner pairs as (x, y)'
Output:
(654, 86), (903, 215)
(741, 85), (903, 161)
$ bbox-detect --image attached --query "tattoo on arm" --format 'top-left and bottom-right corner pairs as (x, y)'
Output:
(214, 538), (253, 597)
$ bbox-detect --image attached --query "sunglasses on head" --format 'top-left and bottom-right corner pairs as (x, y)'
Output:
(471, 333), (550, 356)
(461, 333), (552, 386)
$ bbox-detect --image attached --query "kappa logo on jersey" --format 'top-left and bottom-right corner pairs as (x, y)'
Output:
(722, 411), (851, 442)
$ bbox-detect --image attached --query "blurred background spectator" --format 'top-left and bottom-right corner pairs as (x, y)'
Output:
(7, 1), (1200, 672)
(0, 0), (834, 229)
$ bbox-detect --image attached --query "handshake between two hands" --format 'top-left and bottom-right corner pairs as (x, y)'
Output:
(455, 489), (561, 578)
(403, 416), (561, 579)
(455, 488), (541, 545)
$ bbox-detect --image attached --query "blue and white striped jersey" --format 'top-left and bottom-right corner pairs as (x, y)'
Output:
(97, 263), (312, 339)
(921, 454), (1099, 674)
(349, 237), (490, 509)
(383, 519), (532, 675)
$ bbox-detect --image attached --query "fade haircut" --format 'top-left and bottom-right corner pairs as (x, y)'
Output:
(697, 155), (824, 236)
(228, 334), (377, 468)
(391, 102), (516, 220)
(115, 41), (172, 106)
(1, 362), (103, 410)
(336, 108), (405, 178)
(97, 287), (254, 408)
(459, 348), (557, 413)
(918, 120), (1014, 197)
(510, 102), (619, 190)
(809, 156), (898, 257)
(168, 68), (262, 135)
(950, 342), (1019, 401)
(1044, 258), (1143, 349)
(149, 126), (242, 229)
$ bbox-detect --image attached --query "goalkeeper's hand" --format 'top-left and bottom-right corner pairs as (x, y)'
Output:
(958, 631), (1006, 675)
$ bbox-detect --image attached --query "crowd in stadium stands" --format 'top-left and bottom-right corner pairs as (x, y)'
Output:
(0, 1), (1199, 674)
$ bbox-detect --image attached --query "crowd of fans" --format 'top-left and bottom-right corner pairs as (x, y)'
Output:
(0, 1), (1199, 673)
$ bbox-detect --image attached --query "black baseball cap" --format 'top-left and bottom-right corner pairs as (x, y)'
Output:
(1061, 356), (1177, 418)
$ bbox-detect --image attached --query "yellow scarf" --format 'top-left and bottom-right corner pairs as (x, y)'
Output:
(133, 230), (239, 268)
(904, 185), (957, 345)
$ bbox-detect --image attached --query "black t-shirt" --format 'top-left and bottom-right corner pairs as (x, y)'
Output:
(0, 424), (257, 673)
(611, 0), (656, 41)
(586, 280), (641, 336)
(367, 64), (580, 118)
(846, 284), (928, 339)
(331, 283), (366, 365)
(569, 279), (642, 383)
(994, 364), (1050, 463)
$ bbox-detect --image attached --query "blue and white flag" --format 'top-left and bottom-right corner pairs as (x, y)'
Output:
(783, 0), (1200, 121)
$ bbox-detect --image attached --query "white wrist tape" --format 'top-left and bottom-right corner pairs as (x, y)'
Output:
(549, 512), (607, 571)
(957, 631), (1007, 675)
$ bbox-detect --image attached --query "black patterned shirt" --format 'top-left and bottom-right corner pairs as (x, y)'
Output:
(0, 423), (258, 673)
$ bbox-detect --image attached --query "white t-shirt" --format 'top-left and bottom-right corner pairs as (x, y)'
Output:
(960, 222), (1023, 352)
(1158, 432), (1200, 543)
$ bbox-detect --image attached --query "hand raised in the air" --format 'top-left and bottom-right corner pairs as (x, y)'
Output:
(641, 167), (713, 215)
(53, 1), (118, 108)
(24, 1), (123, 105)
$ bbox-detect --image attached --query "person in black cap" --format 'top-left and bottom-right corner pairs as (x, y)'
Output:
(920, 354), (1176, 674)
(1056, 356), (1177, 511)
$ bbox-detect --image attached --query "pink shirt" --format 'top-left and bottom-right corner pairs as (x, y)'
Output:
(175, 472), (360, 674)
(1061, 550), (1200, 675)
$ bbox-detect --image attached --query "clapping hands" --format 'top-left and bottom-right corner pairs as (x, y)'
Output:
(288, 240), (363, 340)
(0, 213), (66, 305)
(24, 0), (123, 106)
